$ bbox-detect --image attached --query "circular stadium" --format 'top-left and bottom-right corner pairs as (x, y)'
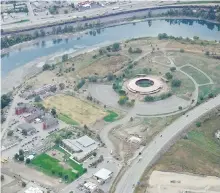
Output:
(126, 76), (163, 95)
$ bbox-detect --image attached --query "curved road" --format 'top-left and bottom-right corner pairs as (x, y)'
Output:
(114, 94), (220, 193)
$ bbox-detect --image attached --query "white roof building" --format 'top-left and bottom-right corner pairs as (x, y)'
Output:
(93, 168), (113, 183)
(128, 136), (141, 144)
(60, 135), (98, 162)
(84, 182), (97, 192)
(25, 187), (43, 193)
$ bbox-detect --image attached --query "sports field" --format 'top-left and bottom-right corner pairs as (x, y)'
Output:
(31, 153), (85, 182)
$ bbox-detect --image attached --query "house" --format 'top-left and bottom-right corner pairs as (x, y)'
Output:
(24, 109), (44, 123)
(93, 168), (113, 184)
(60, 135), (98, 162)
(15, 103), (35, 115)
(17, 123), (36, 135)
(42, 115), (58, 129)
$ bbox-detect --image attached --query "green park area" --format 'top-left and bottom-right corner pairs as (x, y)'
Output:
(58, 113), (79, 125)
(31, 153), (86, 183)
(104, 111), (119, 122)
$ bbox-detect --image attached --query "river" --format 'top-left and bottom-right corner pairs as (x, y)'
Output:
(1, 19), (220, 77)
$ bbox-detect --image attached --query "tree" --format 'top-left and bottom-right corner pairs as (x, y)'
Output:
(107, 73), (114, 81)
(196, 122), (201, 127)
(26, 158), (31, 164)
(64, 10), (68, 14)
(165, 72), (173, 80)
(58, 171), (63, 177)
(19, 155), (24, 161)
(178, 106), (183, 110)
(128, 47), (132, 53)
(208, 93), (214, 98)
(1, 94), (11, 109)
(19, 149), (24, 155)
(14, 153), (19, 160)
(34, 95), (41, 102)
(7, 130), (13, 136)
(51, 108), (57, 117)
(112, 43), (120, 51)
(64, 175), (69, 181)
(205, 51), (210, 56)
(180, 48), (185, 53)
(22, 181), (26, 187)
(62, 54), (68, 62)
(42, 64), (51, 71)
(171, 79), (181, 87)
(55, 136), (61, 144)
(92, 152), (97, 157)
(22, 129), (27, 136)
(170, 67), (176, 72)
(130, 117), (133, 122)
(144, 96), (154, 102)
(59, 83), (65, 90)
(1, 175), (4, 181)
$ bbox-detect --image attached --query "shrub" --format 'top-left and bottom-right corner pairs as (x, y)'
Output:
(180, 48), (185, 53)
(165, 72), (173, 80)
(7, 130), (13, 136)
(171, 79), (181, 87)
(34, 95), (41, 102)
(178, 106), (183, 110)
(170, 67), (176, 72)
(196, 122), (201, 127)
(144, 96), (154, 102)
(22, 182), (26, 187)
(26, 158), (30, 164)
(205, 51), (210, 56)
(42, 64), (51, 71)
(118, 90), (126, 96)
(208, 93), (214, 98)
(112, 43), (120, 51)
(19, 155), (24, 161)
(118, 96), (128, 105)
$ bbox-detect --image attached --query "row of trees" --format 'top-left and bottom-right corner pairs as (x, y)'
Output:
(1, 94), (11, 109)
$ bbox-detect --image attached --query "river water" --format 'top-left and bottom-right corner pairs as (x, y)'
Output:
(1, 19), (220, 77)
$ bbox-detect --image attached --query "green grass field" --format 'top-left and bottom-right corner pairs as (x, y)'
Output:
(155, 116), (220, 177)
(181, 66), (210, 85)
(31, 153), (85, 182)
(104, 111), (119, 122)
(198, 84), (220, 103)
(58, 113), (79, 125)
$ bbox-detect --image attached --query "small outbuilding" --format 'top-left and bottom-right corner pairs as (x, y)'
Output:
(84, 182), (97, 192)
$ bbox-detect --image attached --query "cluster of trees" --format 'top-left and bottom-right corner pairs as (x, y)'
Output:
(144, 92), (172, 102)
(106, 43), (120, 52)
(118, 95), (135, 107)
(162, 7), (220, 22)
(1, 94), (11, 109)
(14, 149), (25, 162)
(128, 47), (142, 54)
(171, 79), (182, 87)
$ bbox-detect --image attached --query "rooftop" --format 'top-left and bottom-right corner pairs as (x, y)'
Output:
(17, 123), (35, 132)
(77, 135), (96, 147)
(94, 168), (112, 180)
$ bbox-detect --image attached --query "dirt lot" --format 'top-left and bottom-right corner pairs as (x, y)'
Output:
(43, 94), (107, 126)
(147, 171), (220, 193)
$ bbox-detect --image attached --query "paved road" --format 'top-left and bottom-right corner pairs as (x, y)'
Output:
(2, 1), (217, 31)
(114, 94), (220, 193)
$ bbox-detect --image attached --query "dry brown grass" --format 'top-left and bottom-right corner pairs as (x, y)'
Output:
(44, 94), (107, 126)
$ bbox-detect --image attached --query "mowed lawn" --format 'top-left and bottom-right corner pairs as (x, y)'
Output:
(44, 94), (107, 125)
(104, 111), (119, 122)
(155, 116), (220, 177)
(31, 153), (85, 182)
(181, 66), (210, 84)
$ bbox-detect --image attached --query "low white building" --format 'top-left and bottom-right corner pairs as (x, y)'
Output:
(60, 135), (99, 162)
(93, 168), (113, 184)
(84, 182), (97, 192)
(24, 187), (43, 193)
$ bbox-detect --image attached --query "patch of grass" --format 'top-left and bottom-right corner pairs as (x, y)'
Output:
(58, 113), (79, 125)
(155, 116), (220, 177)
(198, 84), (220, 103)
(67, 159), (84, 174)
(181, 66), (210, 84)
(31, 153), (81, 182)
(104, 111), (119, 122)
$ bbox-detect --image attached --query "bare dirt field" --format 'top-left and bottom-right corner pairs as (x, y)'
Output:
(43, 94), (107, 126)
(147, 171), (220, 193)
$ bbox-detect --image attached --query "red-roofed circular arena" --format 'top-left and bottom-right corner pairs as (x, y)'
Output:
(127, 76), (163, 95)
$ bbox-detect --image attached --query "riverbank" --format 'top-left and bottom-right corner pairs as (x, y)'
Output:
(1, 16), (220, 55)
